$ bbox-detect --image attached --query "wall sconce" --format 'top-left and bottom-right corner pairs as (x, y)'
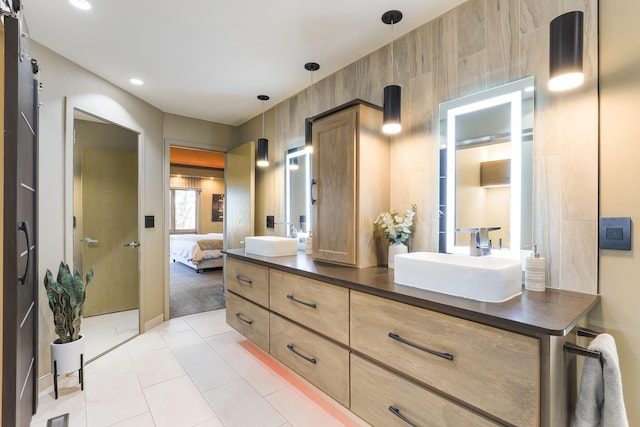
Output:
(257, 94), (269, 167)
(304, 62), (320, 153)
(382, 10), (403, 135)
(549, 11), (584, 91)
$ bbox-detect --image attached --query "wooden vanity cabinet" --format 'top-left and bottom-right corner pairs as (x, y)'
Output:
(350, 290), (540, 427)
(225, 258), (270, 351)
(311, 101), (389, 268)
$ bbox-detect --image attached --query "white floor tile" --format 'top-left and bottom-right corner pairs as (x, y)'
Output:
(31, 374), (86, 424)
(228, 355), (288, 396)
(194, 418), (225, 427)
(184, 310), (233, 338)
(109, 411), (156, 427)
(131, 347), (186, 388)
(206, 331), (250, 362)
(203, 379), (287, 427)
(85, 370), (149, 427)
(144, 376), (216, 427)
(125, 330), (167, 356)
(266, 386), (357, 427)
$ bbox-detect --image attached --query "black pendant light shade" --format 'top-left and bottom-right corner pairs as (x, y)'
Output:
(549, 11), (584, 91)
(382, 10), (403, 135)
(383, 84), (401, 135)
(304, 62), (320, 153)
(257, 138), (269, 167)
(257, 95), (269, 167)
(304, 118), (313, 153)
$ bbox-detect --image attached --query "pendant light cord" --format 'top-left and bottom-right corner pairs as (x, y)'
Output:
(390, 19), (394, 84)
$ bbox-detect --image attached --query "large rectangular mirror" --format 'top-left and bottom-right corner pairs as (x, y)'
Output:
(285, 147), (311, 237)
(439, 77), (534, 259)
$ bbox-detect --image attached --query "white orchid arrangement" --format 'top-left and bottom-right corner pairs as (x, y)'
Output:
(374, 204), (417, 245)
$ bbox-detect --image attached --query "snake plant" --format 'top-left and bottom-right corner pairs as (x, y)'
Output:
(44, 262), (93, 343)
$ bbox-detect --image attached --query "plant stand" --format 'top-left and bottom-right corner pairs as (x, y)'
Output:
(53, 353), (84, 399)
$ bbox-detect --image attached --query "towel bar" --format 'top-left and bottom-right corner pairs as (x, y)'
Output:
(563, 327), (602, 359)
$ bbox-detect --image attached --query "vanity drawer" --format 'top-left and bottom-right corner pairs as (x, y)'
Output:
(269, 313), (350, 407)
(351, 354), (499, 427)
(226, 291), (269, 351)
(225, 258), (269, 307)
(269, 269), (349, 345)
(350, 291), (540, 427)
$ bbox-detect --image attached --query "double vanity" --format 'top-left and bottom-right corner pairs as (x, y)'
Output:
(224, 248), (599, 427)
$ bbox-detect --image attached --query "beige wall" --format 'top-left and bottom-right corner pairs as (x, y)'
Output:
(32, 41), (165, 377)
(199, 178), (225, 234)
(163, 113), (238, 152)
(597, 1), (640, 424)
(0, 21), (4, 423)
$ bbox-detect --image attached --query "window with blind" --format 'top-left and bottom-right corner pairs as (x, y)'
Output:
(170, 175), (201, 233)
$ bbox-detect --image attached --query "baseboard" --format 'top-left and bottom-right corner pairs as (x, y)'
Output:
(144, 313), (164, 332)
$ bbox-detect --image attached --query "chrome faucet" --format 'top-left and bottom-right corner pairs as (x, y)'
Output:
(457, 227), (501, 256)
(275, 221), (297, 238)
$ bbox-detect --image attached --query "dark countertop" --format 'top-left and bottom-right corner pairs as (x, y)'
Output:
(224, 249), (600, 337)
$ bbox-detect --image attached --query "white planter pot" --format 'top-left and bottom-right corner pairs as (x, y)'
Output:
(51, 334), (85, 375)
(388, 243), (408, 269)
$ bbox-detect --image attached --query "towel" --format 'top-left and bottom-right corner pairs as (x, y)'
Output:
(572, 333), (629, 427)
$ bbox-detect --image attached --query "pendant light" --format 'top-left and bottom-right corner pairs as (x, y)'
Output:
(549, 11), (584, 91)
(304, 62), (320, 153)
(257, 95), (269, 167)
(382, 10), (403, 135)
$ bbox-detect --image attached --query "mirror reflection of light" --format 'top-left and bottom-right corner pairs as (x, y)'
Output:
(285, 149), (311, 236)
(446, 90), (522, 257)
(69, 0), (91, 10)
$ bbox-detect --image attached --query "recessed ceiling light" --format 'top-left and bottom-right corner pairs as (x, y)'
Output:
(129, 78), (144, 86)
(69, 0), (91, 10)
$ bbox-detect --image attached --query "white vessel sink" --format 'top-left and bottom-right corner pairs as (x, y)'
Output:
(244, 236), (298, 257)
(394, 252), (522, 303)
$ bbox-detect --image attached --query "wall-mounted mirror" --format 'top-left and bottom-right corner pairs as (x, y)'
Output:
(439, 76), (534, 258)
(285, 147), (311, 237)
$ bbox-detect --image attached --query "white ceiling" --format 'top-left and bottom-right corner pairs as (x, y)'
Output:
(23, 0), (465, 126)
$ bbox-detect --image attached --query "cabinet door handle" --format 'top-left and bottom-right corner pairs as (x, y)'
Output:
(310, 178), (317, 205)
(235, 312), (253, 325)
(235, 274), (252, 285)
(388, 332), (454, 361)
(388, 406), (419, 427)
(286, 294), (317, 309)
(286, 344), (317, 364)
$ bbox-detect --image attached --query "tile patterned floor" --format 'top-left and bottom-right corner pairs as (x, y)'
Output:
(31, 309), (370, 427)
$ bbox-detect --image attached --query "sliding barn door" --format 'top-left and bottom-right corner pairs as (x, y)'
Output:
(2, 15), (39, 427)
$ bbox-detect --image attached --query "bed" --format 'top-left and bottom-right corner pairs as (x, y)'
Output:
(170, 233), (224, 272)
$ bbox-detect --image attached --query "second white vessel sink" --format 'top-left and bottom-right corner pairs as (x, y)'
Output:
(394, 252), (522, 303)
(244, 236), (298, 257)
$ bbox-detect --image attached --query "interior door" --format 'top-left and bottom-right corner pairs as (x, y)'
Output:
(224, 140), (255, 250)
(2, 16), (39, 427)
(74, 122), (139, 317)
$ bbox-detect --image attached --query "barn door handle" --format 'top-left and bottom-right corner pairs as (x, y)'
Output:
(18, 221), (31, 285)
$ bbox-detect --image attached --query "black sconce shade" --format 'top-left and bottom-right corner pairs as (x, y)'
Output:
(383, 84), (401, 134)
(257, 138), (269, 167)
(549, 11), (584, 91)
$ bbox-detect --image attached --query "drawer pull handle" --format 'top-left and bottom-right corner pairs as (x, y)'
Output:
(388, 332), (454, 361)
(235, 312), (253, 325)
(235, 274), (252, 285)
(286, 344), (317, 364)
(286, 294), (317, 309)
(388, 406), (419, 427)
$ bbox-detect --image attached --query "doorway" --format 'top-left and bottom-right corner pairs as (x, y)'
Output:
(72, 111), (140, 360)
(168, 146), (225, 318)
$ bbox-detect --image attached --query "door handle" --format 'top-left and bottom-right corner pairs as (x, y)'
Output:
(122, 241), (141, 248)
(18, 221), (31, 285)
(84, 237), (99, 245)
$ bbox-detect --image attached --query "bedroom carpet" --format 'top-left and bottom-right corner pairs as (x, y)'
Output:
(170, 261), (225, 318)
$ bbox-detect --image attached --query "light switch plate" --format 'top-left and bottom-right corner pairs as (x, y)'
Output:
(599, 217), (631, 250)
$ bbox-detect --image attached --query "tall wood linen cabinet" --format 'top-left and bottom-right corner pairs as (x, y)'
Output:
(311, 100), (389, 268)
